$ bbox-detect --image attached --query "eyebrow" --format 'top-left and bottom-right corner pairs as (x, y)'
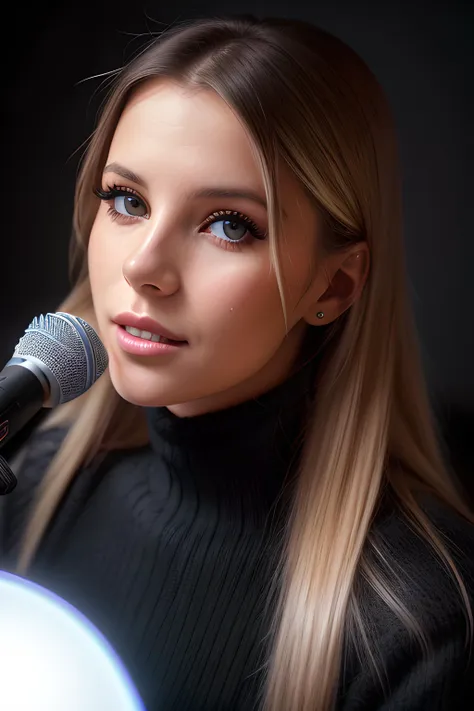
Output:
(103, 162), (268, 211)
(103, 162), (145, 187)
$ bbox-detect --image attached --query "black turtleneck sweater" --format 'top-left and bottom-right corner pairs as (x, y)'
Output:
(0, 357), (473, 710)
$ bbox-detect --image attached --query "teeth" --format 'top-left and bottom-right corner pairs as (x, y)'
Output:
(126, 326), (144, 337)
(125, 326), (166, 342)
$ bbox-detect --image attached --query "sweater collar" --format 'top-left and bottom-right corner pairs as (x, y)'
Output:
(145, 330), (322, 523)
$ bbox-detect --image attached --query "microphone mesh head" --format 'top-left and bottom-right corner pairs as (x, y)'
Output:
(12, 312), (108, 405)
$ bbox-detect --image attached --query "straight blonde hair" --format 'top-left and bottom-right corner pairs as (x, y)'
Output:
(16, 16), (474, 711)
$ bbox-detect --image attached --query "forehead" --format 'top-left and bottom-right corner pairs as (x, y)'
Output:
(109, 80), (262, 185)
(108, 79), (319, 251)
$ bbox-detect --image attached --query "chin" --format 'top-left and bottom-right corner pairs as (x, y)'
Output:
(114, 384), (165, 408)
(107, 359), (175, 408)
(111, 376), (174, 408)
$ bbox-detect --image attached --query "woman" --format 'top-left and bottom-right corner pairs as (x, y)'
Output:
(1, 15), (473, 711)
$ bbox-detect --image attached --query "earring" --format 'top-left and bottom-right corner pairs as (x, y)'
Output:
(316, 312), (324, 320)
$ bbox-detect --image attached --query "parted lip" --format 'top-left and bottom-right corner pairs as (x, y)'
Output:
(112, 313), (188, 342)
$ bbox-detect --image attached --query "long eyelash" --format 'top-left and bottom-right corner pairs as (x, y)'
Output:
(94, 183), (144, 202)
(200, 210), (267, 240)
(93, 186), (266, 242)
(93, 184), (149, 221)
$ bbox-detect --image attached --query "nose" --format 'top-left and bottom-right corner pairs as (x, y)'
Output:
(122, 227), (181, 296)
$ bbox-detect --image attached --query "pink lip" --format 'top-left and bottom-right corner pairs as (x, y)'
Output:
(112, 312), (187, 343)
(115, 325), (187, 356)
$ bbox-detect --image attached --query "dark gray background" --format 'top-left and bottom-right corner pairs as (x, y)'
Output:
(2, 1), (472, 491)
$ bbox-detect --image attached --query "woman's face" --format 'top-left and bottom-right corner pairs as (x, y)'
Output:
(88, 80), (342, 416)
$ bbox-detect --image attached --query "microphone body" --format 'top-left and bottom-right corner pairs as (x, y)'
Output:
(0, 364), (45, 448)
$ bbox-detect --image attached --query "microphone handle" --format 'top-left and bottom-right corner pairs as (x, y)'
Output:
(0, 365), (44, 450)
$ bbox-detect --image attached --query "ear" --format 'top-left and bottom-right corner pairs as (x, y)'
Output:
(304, 242), (370, 326)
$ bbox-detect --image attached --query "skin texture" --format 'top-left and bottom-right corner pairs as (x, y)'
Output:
(88, 80), (369, 416)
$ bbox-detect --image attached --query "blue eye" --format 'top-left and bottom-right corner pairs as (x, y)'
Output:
(200, 210), (266, 245)
(208, 218), (248, 243)
(113, 194), (147, 218)
(94, 185), (148, 220)
(93, 185), (268, 248)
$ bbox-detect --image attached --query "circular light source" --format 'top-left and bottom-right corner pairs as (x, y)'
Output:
(0, 572), (146, 711)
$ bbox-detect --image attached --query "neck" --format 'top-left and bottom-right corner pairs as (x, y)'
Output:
(145, 341), (321, 524)
(166, 322), (317, 418)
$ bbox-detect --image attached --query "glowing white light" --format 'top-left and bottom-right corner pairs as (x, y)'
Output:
(0, 571), (146, 711)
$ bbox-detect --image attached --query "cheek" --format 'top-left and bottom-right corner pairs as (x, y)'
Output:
(194, 262), (285, 344)
(88, 217), (121, 299)
(87, 229), (99, 288)
(87, 219), (120, 334)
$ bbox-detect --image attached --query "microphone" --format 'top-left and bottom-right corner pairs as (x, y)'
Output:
(0, 323), (144, 709)
(0, 311), (108, 470)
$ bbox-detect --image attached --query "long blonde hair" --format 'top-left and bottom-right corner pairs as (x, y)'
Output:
(16, 16), (473, 711)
